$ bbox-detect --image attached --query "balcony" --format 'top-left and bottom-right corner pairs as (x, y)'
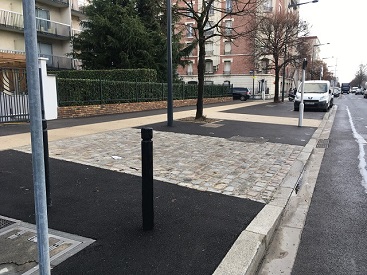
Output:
(223, 70), (231, 75)
(71, 0), (87, 18)
(0, 49), (75, 70)
(36, 0), (69, 8)
(205, 50), (214, 56)
(39, 54), (74, 69)
(0, 9), (71, 40)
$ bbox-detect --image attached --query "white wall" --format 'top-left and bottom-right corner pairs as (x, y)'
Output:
(39, 58), (58, 120)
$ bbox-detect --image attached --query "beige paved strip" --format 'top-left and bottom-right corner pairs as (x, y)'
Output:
(206, 112), (321, 127)
(0, 101), (321, 151)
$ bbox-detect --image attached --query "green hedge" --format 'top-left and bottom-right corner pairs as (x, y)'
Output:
(50, 68), (157, 83)
(57, 78), (231, 106)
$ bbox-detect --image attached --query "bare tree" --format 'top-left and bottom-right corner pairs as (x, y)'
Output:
(251, 11), (309, 102)
(351, 64), (367, 87)
(173, 0), (262, 119)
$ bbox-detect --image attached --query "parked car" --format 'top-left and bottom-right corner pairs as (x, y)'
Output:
(364, 89), (367, 98)
(332, 87), (341, 97)
(294, 80), (333, 112)
(355, 88), (363, 95)
(231, 87), (251, 101)
(351, 86), (358, 93)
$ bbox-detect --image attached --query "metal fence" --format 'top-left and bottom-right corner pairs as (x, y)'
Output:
(0, 92), (29, 122)
(0, 68), (29, 123)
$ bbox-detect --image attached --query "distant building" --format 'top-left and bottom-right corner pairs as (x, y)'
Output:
(175, 0), (298, 97)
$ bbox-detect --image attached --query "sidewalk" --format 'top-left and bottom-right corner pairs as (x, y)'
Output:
(0, 100), (330, 274)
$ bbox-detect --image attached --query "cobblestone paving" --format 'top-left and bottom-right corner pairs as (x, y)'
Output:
(18, 128), (303, 203)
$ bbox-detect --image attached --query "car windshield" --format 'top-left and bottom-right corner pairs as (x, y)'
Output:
(302, 83), (328, 93)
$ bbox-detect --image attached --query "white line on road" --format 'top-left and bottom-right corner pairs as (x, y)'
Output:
(346, 106), (367, 193)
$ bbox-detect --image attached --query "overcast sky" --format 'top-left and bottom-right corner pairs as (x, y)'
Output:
(299, 0), (367, 83)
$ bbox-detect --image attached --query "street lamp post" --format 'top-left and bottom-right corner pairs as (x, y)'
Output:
(311, 43), (330, 80)
(320, 57), (334, 80)
(249, 70), (255, 98)
(288, 0), (319, 9)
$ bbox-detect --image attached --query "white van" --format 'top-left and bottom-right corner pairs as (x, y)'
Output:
(294, 80), (333, 112)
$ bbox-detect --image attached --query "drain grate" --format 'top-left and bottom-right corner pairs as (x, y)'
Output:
(0, 218), (15, 230)
(316, 139), (329, 148)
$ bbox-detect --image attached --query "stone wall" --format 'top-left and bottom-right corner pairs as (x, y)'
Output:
(58, 97), (232, 118)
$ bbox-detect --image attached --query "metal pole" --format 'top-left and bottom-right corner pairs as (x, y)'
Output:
(282, 44), (287, 102)
(298, 59), (307, 127)
(141, 128), (154, 231)
(22, 1), (51, 274)
(166, 0), (173, 126)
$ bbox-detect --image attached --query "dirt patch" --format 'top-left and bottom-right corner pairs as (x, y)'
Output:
(177, 117), (220, 124)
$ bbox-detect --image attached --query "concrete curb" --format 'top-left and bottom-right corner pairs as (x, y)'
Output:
(213, 107), (336, 275)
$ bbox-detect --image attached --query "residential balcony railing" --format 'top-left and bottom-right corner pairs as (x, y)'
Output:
(223, 70), (231, 75)
(39, 54), (74, 69)
(71, 0), (87, 16)
(0, 48), (75, 70)
(0, 9), (70, 39)
(205, 50), (214, 56)
(71, 28), (82, 36)
(36, 0), (69, 8)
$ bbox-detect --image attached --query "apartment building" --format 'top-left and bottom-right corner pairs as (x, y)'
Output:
(176, 0), (297, 96)
(0, 0), (86, 70)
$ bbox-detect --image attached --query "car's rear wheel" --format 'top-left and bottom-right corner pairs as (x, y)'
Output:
(240, 95), (247, 101)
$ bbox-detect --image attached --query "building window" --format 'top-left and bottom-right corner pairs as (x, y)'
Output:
(226, 0), (232, 12)
(225, 20), (232, 35)
(204, 21), (214, 37)
(186, 23), (194, 38)
(224, 41), (231, 54)
(187, 2), (194, 17)
(224, 61), (231, 75)
(205, 60), (214, 74)
(205, 42), (213, 56)
(38, 42), (53, 66)
(35, 7), (50, 31)
(186, 42), (194, 56)
(209, 3), (214, 16)
(187, 62), (193, 75)
(263, 0), (273, 12)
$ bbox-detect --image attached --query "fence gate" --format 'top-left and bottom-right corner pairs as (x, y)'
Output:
(0, 68), (29, 123)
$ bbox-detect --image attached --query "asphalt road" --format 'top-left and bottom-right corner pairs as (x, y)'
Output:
(292, 93), (367, 274)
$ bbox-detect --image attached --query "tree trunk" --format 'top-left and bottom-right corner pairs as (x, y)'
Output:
(195, 36), (205, 119)
(274, 60), (280, 102)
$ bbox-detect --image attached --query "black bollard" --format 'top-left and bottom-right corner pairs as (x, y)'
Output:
(42, 118), (52, 207)
(141, 127), (154, 231)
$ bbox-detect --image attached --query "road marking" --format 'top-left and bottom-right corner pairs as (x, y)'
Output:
(346, 106), (367, 193)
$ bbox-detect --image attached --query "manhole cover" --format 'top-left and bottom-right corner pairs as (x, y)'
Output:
(316, 139), (329, 148)
(0, 218), (15, 230)
(0, 217), (94, 275)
